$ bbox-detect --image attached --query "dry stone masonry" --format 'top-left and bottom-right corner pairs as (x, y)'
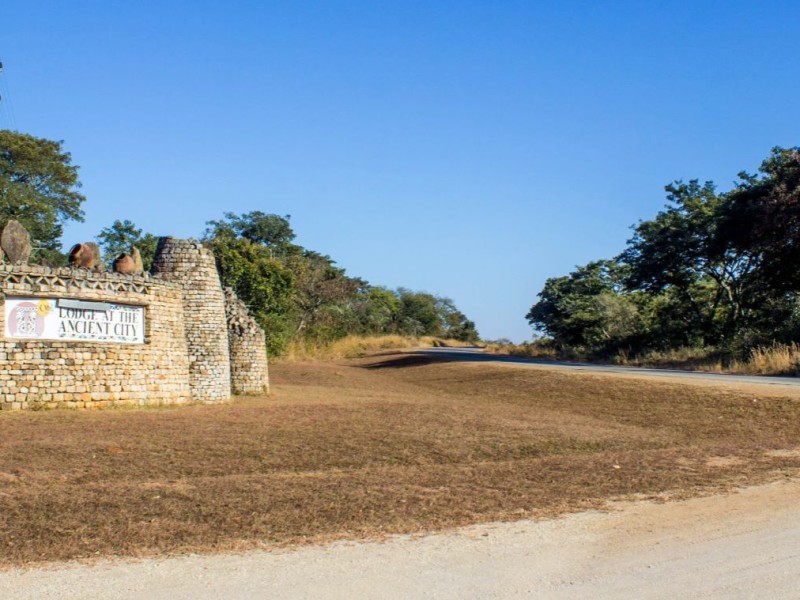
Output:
(224, 287), (269, 395)
(0, 265), (191, 409)
(151, 238), (232, 403)
(0, 237), (269, 410)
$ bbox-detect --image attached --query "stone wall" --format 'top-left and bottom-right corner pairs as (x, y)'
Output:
(151, 238), (231, 403)
(0, 237), (270, 411)
(224, 287), (269, 395)
(0, 265), (191, 409)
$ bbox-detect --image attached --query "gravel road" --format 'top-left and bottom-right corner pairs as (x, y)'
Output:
(3, 478), (800, 599)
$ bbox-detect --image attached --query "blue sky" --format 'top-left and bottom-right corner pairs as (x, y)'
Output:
(2, 1), (798, 341)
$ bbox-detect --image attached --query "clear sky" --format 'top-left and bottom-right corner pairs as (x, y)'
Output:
(1, 1), (798, 341)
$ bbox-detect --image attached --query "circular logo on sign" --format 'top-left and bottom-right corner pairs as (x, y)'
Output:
(37, 300), (51, 317)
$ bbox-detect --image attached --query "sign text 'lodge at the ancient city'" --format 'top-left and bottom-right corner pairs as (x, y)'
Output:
(4, 297), (145, 344)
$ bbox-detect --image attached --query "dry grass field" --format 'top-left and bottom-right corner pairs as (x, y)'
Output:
(282, 334), (474, 360)
(2, 352), (800, 567)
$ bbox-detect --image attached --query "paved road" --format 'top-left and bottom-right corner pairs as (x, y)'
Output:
(417, 347), (800, 388)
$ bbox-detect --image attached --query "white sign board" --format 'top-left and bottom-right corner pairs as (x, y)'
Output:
(4, 297), (145, 344)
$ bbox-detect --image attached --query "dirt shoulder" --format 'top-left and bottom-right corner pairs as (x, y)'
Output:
(4, 477), (800, 599)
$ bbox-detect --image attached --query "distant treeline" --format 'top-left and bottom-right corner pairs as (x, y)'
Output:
(203, 212), (479, 354)
(95, 213), (480, 356)
(527, 147), (800, 361)
(0, 129), (479, 357)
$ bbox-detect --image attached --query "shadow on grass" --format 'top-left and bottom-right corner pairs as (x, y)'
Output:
(361, 355), (451, 369)
(360, 351), (564, 370)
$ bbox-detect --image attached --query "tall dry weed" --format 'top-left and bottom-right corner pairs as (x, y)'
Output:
(484, 341), (560, 360)
(281, 335), (473, 361)
(617, 344), (800, 376)
(616, 347), (724, 372)
(730, 343), (800, 376)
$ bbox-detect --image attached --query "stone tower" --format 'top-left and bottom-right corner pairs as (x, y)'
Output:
(151, 237), (231, 402)
(224, 287), (270, 395)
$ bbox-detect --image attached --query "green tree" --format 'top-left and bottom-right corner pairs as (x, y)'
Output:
(395, 289), (443, 337)
(620, 179), (759, 343)
(205, 211), (481, 354)
(204, 227), (296, 355)
(526, 147), (800, 360)
(96, 219), (159, 270)
(0, 130), (85, 264)
(352, 286), (401, 335)
(284, 250), (363, 339)
(721, 147), (800, 292)
(527, 260), (642, 352)
(206, 211), (297, 255)
(436, 297), (480, 342)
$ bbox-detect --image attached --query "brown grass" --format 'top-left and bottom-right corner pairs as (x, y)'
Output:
(483, 340), (560, 360)
(615, 346), (727, 371)
(731, 343), (800, 375)
(2, 353), (800, 567)
(282, 334), (474, 361)
(618, 343), (800, 376)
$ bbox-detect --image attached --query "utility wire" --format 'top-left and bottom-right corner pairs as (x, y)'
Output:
(0, 59), (19, 130)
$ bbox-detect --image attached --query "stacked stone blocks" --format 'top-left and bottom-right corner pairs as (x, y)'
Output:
(224, 287), (269, 395)
(0, 265), (191, 410)
(0, 237), (270, 410)
(151, 238), (232, 403)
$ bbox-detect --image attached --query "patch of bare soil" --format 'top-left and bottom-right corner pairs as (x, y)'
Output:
(2, 352), (800, 567)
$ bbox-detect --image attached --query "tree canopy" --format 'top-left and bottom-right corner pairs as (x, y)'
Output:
(721, 147), (800, 291)
(1, 130), (479, 354)
(0, 130), (85, 264)
(204, 211), (479, 354)
(96, 219), (159, 270)
(527, 146), (800, 359)
(206, 211), (297, 253)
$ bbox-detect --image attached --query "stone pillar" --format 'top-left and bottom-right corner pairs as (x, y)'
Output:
(151, 237), (231, 403)
(224, 287), (269, 395)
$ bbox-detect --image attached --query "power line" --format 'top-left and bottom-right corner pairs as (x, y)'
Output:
(0, 59), (19, 130)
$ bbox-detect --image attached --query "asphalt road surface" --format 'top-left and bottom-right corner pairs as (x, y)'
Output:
(417, 347), (800, 389)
